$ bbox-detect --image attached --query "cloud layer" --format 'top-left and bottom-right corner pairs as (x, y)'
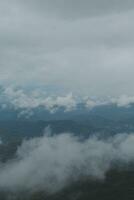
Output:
(1, 86), (134, 117)
(0, 130), (134, 193)
(1, 86), (77, 113)
(0, 0), (134, 96)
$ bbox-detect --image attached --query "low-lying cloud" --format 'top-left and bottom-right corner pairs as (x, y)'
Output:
(1, 86), (77, 113)
(2, 86), (134, 116)
(111, 95), (134, 107)
(0, 130), (134, 193)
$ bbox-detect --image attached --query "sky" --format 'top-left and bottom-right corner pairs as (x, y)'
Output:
(0, 0), (134, 97)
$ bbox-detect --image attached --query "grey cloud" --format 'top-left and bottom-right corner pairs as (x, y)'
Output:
(112, 95), (134, 107)
(0, 0), (134, 96)
(23, 0), (134, 19)
(2, 86), (134, 114)
(2, 86), (77, 113)
(85, 95), (134, 109)
(0, 130), (134, 193)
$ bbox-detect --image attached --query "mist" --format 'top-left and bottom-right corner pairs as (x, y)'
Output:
(0, 129), (134, 194)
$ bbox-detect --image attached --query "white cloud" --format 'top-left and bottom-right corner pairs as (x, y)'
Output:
(0, 130), (134, 193)
(43, 93), (76, 112)
(111, 95), (134, 107)
(2, 86), (134, 115)
(85, 95), (134, 109)
(85, 98), (109, 109)
(2, 86), (77, 113)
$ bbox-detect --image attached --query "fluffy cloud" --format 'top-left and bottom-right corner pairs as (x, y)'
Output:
(2, 86), (134, 115)
(0, 130), (134, 193)
(85, 98), (109, 109)
(2, 86), (77, 112)
(85, 95), (134, 109)
(112, 95), (134, 107)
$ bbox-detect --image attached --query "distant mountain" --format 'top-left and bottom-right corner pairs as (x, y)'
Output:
(1, 103), (134, 123)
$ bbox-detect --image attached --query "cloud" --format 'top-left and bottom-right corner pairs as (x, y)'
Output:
(111, 95), (134, 107)
(2, 86), (134, 116)
(0, 1), (134, 96)
(85, 98), (109, 109)
(43, 94), (76, 112)
(23, 0), (134, 19)
(2, 86), (77, 113)
(0, 129), (134, 193)
(85, 95), (134, 109)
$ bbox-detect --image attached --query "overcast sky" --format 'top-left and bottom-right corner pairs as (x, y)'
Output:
(0, 0), (134, 97)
